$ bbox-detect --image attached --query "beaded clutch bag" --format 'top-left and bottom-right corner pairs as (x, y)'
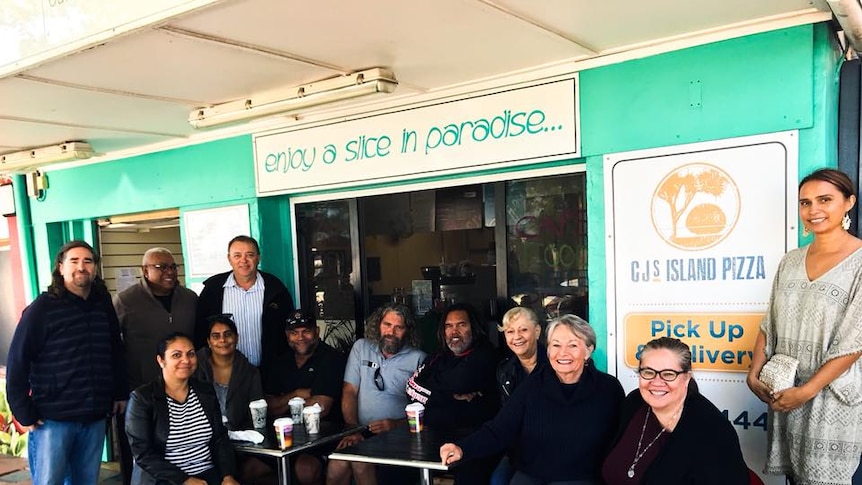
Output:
(759, 354), (799, 392)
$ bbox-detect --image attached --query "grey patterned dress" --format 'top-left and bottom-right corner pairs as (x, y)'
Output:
(761, 245), (862, 485)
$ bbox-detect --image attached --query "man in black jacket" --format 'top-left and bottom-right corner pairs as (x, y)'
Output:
(6, 240), (127, 485)
(195, 235), (294, 376)
(406, 302), (500, 484)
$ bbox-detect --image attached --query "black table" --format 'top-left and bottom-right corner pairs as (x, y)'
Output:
(328, 426), (470, 485)
(233, 422), (363, 485)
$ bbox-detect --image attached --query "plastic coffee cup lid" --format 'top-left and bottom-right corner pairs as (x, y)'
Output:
(289, 397), (305, 404)
(405, 402), (425, 412)
(303, 403), (322, 414)
(273, 417), (293, 427)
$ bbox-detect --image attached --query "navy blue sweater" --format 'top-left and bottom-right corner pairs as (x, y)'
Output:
(6, 289), (126, 426)
(458, 362), (623, 483)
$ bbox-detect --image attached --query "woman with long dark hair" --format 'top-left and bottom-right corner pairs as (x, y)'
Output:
(748, 168), (862, 485)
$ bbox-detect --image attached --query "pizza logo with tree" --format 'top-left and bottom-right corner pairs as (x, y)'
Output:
(651, 163), (740, 250)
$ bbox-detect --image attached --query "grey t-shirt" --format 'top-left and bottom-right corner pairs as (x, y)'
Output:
(344, 338), (426, 425)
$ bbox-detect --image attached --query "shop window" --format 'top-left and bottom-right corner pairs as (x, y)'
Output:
(505, 173), (587, 321)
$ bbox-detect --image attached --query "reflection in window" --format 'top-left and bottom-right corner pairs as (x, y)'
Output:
(506, 173), (587, 321)
(295, 201), (357, 354)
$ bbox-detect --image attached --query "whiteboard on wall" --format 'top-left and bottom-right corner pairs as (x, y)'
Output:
(182, 204), (251, 278)
(603, 131), (798, 484)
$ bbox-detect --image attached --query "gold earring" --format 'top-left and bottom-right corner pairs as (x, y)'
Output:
(843, 213), (852, 231)
(802, 225), (810, 237)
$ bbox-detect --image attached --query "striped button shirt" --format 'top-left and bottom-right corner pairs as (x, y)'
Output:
(165, 387), (214, 475)
(221, 272), (265, 366)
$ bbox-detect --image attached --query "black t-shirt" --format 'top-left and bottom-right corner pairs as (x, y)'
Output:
(154, 292), (172, 313)
(263, 341), (346, 423)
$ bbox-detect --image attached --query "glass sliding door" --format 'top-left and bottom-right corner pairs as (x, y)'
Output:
(294, 200), (359, 354)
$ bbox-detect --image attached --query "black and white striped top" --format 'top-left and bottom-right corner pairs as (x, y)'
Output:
(165, 387), (214, 475)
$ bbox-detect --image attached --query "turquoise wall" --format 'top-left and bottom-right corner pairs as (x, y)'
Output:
(581, 23), (839, 367)
(26, 136), (260, 290)
(19, 23), (840, 369)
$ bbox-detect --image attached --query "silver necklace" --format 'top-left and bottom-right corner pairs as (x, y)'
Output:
(627, 408), (665, 478)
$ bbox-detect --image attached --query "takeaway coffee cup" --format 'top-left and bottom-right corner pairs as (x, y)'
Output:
(405, 402), (425, 433)
(303, 404), (322, 434)
(249, 399), (268, 429)
(288, 397), (305, 424)
(273, 417), (293, 449)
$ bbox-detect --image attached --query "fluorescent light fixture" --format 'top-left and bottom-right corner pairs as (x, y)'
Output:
(189, 68), (398, 129)
(0, 142), (95, 173)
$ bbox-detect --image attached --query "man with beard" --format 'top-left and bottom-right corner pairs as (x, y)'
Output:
(262, 310), (346, 485)
(406, 302), (500, 484)
(114, 247), (197, 485)
(326, 302), (426, 485)
(6, 240), (126, 485)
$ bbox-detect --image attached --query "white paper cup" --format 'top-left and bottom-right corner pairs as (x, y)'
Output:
(303, 406), (321, 434)
(288, 397), (305, 424)
(405, 402), (425, 433)
(249, 399), (268, 429)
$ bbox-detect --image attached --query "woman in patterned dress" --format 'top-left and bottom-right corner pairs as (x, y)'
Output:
(748, 168), (862, 485)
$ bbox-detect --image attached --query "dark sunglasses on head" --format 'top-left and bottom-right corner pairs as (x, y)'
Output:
(362, 360), (384, 391)
(206, 313), (235, 325)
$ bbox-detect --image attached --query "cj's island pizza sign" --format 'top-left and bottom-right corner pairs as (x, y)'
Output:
(629, 163), (766, 285)
(605, 132), (797, 485)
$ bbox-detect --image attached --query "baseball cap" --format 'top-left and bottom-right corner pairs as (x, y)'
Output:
(285, 310), (316, 331)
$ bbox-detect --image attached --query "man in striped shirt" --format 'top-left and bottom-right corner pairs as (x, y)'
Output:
(195, 236), (294, 373)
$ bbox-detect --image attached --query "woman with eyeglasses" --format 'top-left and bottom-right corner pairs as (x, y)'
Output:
(125, 331), (239, 485)
(440, 314), (623, 485)
(194, 314), (264, 431)
(601, 337), (748, 485)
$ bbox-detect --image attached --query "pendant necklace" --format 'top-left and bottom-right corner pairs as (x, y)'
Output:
(627, 407), (672, 479)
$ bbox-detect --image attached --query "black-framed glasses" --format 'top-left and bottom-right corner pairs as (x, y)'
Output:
(637, 367), (687, 382)
(147, 263), (179, 272)
(362, 360), (384, 391)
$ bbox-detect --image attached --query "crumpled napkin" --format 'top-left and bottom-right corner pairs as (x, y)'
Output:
(229, 429), (265, 444)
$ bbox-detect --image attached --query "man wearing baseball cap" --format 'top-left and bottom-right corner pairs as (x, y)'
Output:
(262, 310), (346, 485)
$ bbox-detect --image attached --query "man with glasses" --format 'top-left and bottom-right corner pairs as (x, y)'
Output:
(326, 302), (426, 485)
(113, 247), (197, 485)
(262, 310), (346, 485)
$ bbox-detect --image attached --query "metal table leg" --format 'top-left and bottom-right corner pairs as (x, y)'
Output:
(420, 467), (432, 485)
(277, 456), (292, 485)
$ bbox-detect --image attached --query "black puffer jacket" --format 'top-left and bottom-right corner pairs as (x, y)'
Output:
(496, 343), (548, 404)
(125, 377), (237, 485)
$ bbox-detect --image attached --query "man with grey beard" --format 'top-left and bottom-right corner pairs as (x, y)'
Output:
(326, 302), (426, 485)
(405, 302), (500, 485)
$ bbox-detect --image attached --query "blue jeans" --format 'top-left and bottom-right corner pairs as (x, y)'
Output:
(490, 456), (515, 485)
(28, 419), (105, 485)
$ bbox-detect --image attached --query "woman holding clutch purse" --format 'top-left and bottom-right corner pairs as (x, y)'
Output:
(747, 168), (862, 485)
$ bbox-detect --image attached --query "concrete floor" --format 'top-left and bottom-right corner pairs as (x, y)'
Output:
(0, 457), (122, 485)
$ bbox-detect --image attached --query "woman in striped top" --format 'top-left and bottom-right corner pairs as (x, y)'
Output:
(126, 331), (239, 485)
